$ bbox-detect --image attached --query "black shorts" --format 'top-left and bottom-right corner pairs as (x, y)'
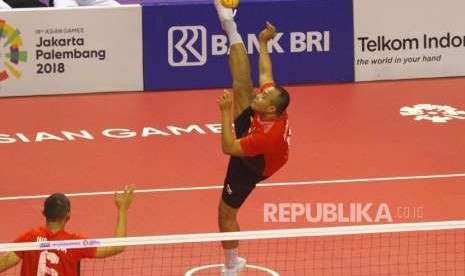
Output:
(221, 107), (268, 209)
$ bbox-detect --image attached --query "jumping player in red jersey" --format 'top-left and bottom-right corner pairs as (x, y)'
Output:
(0, 186), (134, 276)
(214, 1), (291, 275)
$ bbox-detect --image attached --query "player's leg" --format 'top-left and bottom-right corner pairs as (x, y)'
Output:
(214, 0), (255, 119)
(219, 159), (264, 274)
(229, 44), (255, 119)
(218, 199), (239, 249)
(53, 0), (79, 7)
(218, 199), (247, 275)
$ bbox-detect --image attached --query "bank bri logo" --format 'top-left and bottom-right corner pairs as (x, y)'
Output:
(168, 25), (207, 67)
(0, 19), (27, 82)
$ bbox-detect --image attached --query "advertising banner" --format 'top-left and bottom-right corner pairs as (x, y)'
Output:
(142, 0), (354, 90)
(354, 0), (465, 81)
(0, 6), (143, 97)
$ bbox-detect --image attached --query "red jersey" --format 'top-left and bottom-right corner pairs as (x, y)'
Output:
(239, 84), (290, 177)
(14, 227), (96, 276)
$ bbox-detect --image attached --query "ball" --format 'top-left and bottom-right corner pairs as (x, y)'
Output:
(220, 0), (239, 9)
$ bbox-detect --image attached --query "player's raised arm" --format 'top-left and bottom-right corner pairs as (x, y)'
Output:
(259, 22), (277, 87)
(218, 90), (245, 156)
(95, 186), (134, 258)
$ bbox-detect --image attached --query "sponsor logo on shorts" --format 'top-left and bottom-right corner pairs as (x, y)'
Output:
(226, 184), (233, 195)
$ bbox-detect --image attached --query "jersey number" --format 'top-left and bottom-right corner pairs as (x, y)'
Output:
(37, 251), (59, 276)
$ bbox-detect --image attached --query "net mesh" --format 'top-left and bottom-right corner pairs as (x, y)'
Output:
(1, 220), (464, 275)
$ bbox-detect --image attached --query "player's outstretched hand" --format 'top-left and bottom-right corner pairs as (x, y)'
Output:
(217, 90), (232, 112)
(259, 21), (276, 43)
(115, 185), (134, 211)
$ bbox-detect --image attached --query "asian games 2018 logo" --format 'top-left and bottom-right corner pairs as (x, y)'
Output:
(0, 19), (27, 83)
